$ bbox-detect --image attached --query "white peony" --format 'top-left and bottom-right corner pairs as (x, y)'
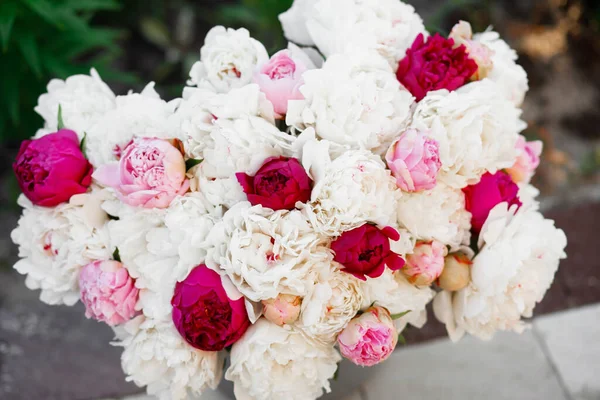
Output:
(474, 30), (529, 106)
(411, 80), (524, 188)
(34, 68), (115, 138)
(174, 84), (275, 159)
(278, 0), (319, 46)
(85, 83), (180, 167)
(433, 202), (567, 341)
(206, 202), (331, 302)
(396, 182), (471, 250)
(226, 319), (341, 400)
(287, 50), (414, 154)
(11, 193), (112, 306)
(302, 0), (425, 67)
(295, 266), (363, 345)
(116, 316), (223, 400)
(188, 26), (268, 93)
(302, 149), (400, 236)
(361, 269), (435, 331)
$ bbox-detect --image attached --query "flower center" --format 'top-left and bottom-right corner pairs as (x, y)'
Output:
(256, 170), (289, 195)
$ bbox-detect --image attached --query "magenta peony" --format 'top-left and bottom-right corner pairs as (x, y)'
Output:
(93, 137), (190, 209)
(79, 260), (139, 326)
(236, 156), (312, 211)
(13, 129), (93, 207)
(338, 306), (398, 367)
(463, 171), (522, 232)
(396, 33), (478, 101)
(403, 240), (447, 286)
(331, 224), (405, 281)
(171, 265), (250, 352)
(386, 128), (441, 192)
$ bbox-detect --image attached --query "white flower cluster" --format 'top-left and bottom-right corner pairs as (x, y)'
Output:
(10, 1), (566, 400)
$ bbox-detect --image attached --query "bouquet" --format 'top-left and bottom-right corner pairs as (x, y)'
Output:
(10, 1), (567, 399)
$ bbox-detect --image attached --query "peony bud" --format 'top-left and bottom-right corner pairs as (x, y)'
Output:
(338, 306), (397, 367)
(449, 21), (495, 80)
(403, 240), (447, 286)
(262, 294), (302, 326)
(438, 252), (472, 291)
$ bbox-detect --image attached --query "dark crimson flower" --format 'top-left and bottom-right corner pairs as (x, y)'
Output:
(236, 156), (312, 210)
(396, 33), (478, 101)
(331, 224), (405, 281)
(171, 265), (250, 351)
(13, 129), (92, 207)
(463, 171), (522, 233)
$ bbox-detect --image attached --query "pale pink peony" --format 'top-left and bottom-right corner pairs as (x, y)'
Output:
(79, 260), (139, 326)
(254, 47), (309, 118)
(403, 240), (447, 286)
(506, 135), (543, 184)
(261, 294), (302, 326)
(386, 129), (441, 192)
(449, 21), (495, 80)
(337, 306), (397, 367)
(93, 137), (190, 208)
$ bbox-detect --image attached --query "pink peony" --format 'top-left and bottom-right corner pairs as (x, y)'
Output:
(396, 33), (478, 101)
(13, 129), (93, 207)
(506, 135), (543, 184)
(403, 240), (447, 286)
(449, 21), (495, 80)
(171, 265), (250, 351)
(93, 137), (190, 208)
(79, 260), (139, 326)
(331, 224), (405, 281)
(254, 48), (308, 118)
(338, 306), (398, 367)
(236, 156), (312, 211)
(261, 294), (302, 326)
(463, 171), (522, 233)
(385, 129), (441, 192)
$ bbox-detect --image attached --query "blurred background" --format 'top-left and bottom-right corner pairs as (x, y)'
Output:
(0, 0), (599, 398)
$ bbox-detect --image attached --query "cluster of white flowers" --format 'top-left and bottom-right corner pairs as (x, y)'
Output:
(10, 1), (567, 399)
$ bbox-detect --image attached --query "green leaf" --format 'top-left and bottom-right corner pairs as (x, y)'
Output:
(112, 247), (121, 262)
(390, 310), (411, 320)
(62, 0), (121, 11)
(17, 33), (43, 78)
(398, 333), (407, 346)
(21, 0), (63, 29)
(57, 105), (64, 129)
(0, 1), (17, 52)
(80, 132), (87, 154)
(185, 158), (203, 171)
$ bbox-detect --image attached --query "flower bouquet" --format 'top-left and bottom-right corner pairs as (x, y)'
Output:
(11, 1), (567, 399)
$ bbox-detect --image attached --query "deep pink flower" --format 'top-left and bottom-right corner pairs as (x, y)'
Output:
(506, 135), (543, 184)
(13, 130), (92, 207)
(254, 48), (308, 118)
(236, 157), (312, 211)
(93, 137), (190, 209)
(385, 128), (441, 192)
(171, 265), (250, 351)
(463, 171), (522, 233)
(331, 224), (405, 281)
(396, 33), (478, 101)
(338, 306), (398, 367)
(79, 260), (139, 326)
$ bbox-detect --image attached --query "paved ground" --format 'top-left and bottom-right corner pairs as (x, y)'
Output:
(107, 302), (600, 400)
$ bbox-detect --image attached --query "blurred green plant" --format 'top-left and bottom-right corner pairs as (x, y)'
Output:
(0, 0), (137, 145)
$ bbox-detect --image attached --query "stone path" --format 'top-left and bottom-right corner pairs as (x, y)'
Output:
(107, 303), (600, 400)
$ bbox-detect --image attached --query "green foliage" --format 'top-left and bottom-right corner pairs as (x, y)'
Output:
(0, 0), (136, 145)
(217, 0), (293, 53)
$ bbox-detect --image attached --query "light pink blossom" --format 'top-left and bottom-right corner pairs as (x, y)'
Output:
(262, 294), (302, 326)
(450, 21), (495, 80)
(79, 260), (139, 326)
(93, 137), (190, 208)
(337, 306), (397, 367)
(403, 240), (447, 286)
(506, 135), (543, 184)
(386, 129), (441, 192)
(254, 45), (310, 118)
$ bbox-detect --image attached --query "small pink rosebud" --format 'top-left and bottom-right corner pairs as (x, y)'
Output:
(79, 260), (139, 326)
(506, 135), (543, 184)
(338, 306), (398, 367)
(403, 240), (448, 286)
(385, 129), (441, 192)
(438, 252), (472, 291)
(261, 294), (302, 326)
